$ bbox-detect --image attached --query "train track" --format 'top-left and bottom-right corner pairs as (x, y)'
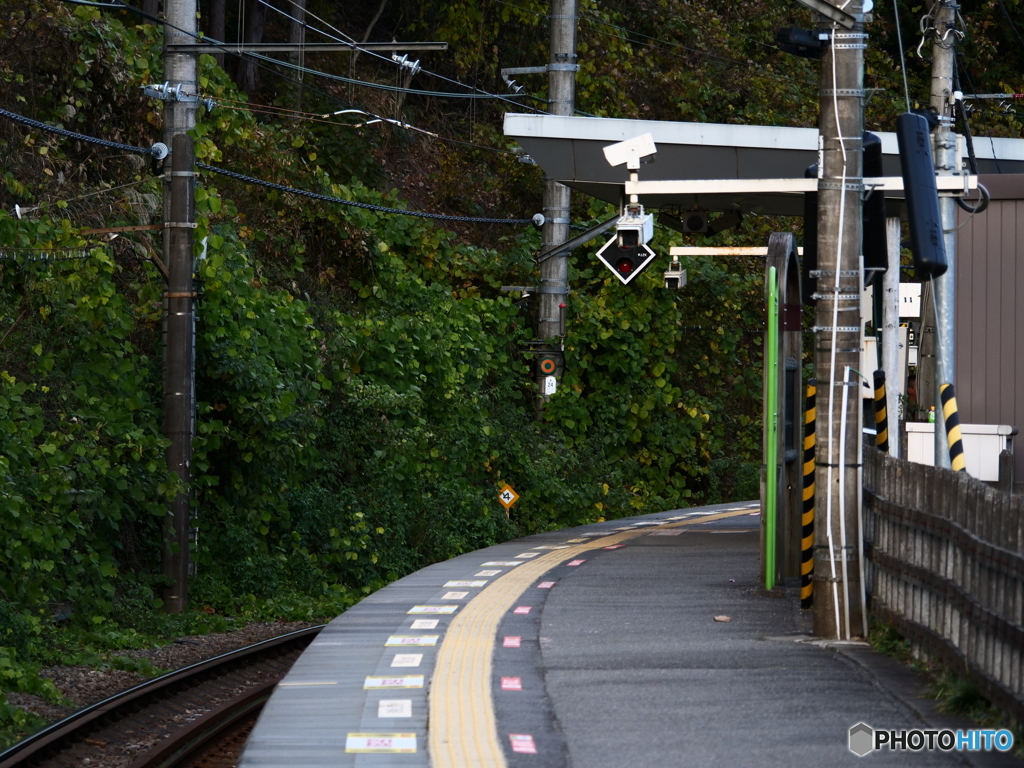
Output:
(0, 625), (323, 768)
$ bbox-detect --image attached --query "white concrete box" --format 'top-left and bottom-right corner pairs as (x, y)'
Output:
(905, 422), (1016, 482)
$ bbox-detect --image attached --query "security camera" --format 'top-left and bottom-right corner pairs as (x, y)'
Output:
(602, 133), (658, 170)
(664, 256), (687, 290)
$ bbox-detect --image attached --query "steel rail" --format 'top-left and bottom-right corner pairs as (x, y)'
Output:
(0, 625), (323, 768)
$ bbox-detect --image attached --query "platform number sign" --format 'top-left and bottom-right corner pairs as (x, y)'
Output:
(498, 484), (520, 510)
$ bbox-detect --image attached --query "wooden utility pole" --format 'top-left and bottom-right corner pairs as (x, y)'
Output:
(161, 0), (198, 613)
(536, 0), (577, 416)
(928, 0), (958, 469)
(812, 1), (867, 640)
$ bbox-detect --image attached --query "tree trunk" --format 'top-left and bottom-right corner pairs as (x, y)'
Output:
(288, 0), (307, 111)
(209, 0), (225, 68)
(236, 0), (267, 97)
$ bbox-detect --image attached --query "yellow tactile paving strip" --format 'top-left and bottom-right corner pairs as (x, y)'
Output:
(429, 507), (757, 767)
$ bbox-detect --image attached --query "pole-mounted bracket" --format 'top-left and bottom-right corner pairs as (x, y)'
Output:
(165, 222), (198, 229)
(143, 82), (199, 104)
(500, 63), (580, 94)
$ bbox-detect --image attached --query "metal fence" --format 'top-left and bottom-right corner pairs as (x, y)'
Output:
(863, 448), (1024, 723)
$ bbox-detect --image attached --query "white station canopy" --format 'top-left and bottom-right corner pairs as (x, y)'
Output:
(503, 113), (1024, 217)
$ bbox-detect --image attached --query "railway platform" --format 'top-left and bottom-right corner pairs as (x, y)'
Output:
(238, 502), (1019, 767)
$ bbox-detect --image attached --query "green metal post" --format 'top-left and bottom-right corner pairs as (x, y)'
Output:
(765, 266), (779, 589)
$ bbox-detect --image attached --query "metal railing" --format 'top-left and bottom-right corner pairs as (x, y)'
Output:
(863, 447), (1024, 723)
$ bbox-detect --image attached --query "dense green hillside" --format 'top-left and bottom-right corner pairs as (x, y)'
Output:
(1, 0), (1021, 742)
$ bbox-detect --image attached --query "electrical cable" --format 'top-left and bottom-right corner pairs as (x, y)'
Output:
(0, 106), (535, 225)
(957, 60), (1004, 174)
(13, 177), (155, 217)
(891, 0), (913, 112)
(825, 23), (845, 641)
(0, 106), (164, 157)
(196, 162), (534, 225)
(994, 0), (1024, 50)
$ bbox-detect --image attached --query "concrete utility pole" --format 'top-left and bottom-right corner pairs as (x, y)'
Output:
(812, 1), (867, 640)
(928, 0), (958, 468)
(536, 0), (577, 415)
(161, 0), (198, 613)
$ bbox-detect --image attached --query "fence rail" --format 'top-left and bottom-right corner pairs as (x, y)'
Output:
(863, 448), (1024, 723)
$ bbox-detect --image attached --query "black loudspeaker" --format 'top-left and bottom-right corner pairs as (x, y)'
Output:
(862, 132), (888, 286)
(896, 113), (948, 279)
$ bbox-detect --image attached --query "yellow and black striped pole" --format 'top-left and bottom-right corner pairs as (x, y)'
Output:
(873, 370), (889, 454)
(801, 383), (816, 609)
(940, 383), (966, 472)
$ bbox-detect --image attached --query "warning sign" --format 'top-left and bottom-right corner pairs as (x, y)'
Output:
(498, 484), (520, 510)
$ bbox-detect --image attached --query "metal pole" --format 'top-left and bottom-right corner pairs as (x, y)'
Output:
(882, 217), (901, 457)
(536, 0), (577, 416)
(764, 266), (779, 590)
(812, 2), (866, 640)
(929, 0), (958, 468)
(162, 0), (198, 613)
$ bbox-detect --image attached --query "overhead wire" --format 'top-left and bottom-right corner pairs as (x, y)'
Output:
(0, 106), (536, 225)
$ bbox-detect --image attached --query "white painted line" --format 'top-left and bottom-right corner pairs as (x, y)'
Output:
(391, 654), (423, 668)
(385, 636), (438, 647)
(408, 605), (458, 614)
(410, 619), (438, 629)
(346, 733), (417, 753)
(364, 676), (424, 689)
(377, 700), (412, 718)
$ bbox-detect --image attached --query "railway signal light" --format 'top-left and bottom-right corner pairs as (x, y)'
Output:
(596, 206), (657, 285)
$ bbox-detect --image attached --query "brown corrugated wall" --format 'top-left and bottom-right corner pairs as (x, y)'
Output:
(954, 176), (1024, 480)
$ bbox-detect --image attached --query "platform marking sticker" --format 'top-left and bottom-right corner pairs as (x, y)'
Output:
(503, 636), (521, 648)
(475, 570), (502, 577)
(566, 559), (586, 566)
(391, 654), (423, 667)
(603, 544), (625, 550)
(565, 538), (587, 543)
(346, 733), (417, 753)
(365, 676), (424, 689)
(442, 591), (468, 599)
(377, 700), (412, 718)
(410, 619), (438, 629)
(500, 676), (523, 691)
(531, 545), (569, 550)
(483, 561), (522, 566)
(631, 522), (662, 526)
(409, 605), (458, 614)
(279, 681), (337, 686)
(515, 552), (540, 558)
(513, 606), (532, 615)
(444, 580), (488, 587)
(386, 635), (439, 647)
(648, 530), (683, 536)
(537, 581), (555, 589)
(580, 532), (612, 537)
(509, 734), (538, 754)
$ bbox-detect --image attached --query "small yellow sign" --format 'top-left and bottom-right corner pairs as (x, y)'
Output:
(497, 484), (520, 510)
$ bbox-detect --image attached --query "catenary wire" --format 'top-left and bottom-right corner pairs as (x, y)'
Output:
(0, 106), (535, 225)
